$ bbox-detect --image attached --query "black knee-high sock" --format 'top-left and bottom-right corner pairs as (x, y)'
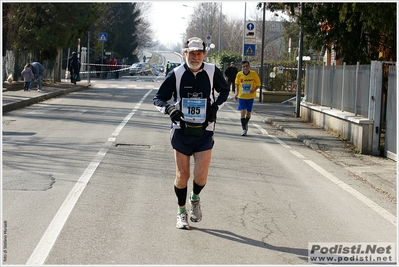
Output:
(174, 186), (187, 207)
(193, 181), (205, 195)
(240, 118), (246, 130)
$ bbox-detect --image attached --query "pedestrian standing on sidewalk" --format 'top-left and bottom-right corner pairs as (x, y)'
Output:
(30, 62), (46, 92)
(165, 60), (171, 76)
(68, 52), (81, 85)
(224, 62), (238, 93)
(234, 60), (261, 136)
(95, 56), (102, 77)
(21, 63), (34, 91)
(153, 37), (229, 230)
(110, 57), (117, 79)
(114, 57), (121, 79)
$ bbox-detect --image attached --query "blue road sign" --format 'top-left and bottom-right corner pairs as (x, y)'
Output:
(244, 44), (256, 56)
(246, 22), (255, 31)
(98, 32), (108, 42)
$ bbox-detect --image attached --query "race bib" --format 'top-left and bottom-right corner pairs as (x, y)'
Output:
(181, 98), (207, 123)
(242, 84), (252, 94)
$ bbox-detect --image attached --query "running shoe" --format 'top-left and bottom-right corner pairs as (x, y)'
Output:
(176, 211), (190, 229)
(190, 198), (202, 222)
(241, 130), (247, 136)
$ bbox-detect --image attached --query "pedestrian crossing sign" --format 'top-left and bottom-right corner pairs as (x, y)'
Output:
(98, 32), (108, 42)
(244, 44), (256, 56)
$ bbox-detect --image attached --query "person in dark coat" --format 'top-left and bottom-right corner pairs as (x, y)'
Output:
(224, 62), (238, 93)
(95, 56), (101, 77)
(68, 52), (81, 84)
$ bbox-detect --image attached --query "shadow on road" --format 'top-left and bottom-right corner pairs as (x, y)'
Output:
(193, 227), (309, 262)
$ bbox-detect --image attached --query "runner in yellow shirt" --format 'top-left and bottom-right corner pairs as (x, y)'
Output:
(234, 60), (261, 136)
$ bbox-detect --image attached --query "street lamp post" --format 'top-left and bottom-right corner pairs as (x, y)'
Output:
(242, 2), (247, 61)
(295, 3), (304, 118)
(259, 2), (266, 103)
(218, 2), (222, 56)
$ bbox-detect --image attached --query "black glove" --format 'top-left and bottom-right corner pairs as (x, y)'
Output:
(207, 106), (218, 122)
(166, 105), (184, 124)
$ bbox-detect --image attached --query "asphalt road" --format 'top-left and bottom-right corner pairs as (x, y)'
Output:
(2, 79), (397, 265)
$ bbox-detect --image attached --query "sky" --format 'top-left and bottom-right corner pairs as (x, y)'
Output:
(149, 1), (278, 46)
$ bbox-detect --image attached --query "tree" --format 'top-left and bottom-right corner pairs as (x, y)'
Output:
(340, 3), (396, 62)
(3, 3), (108, 61)
(279, 20), (300, 61)
(185, 3), (223, 51)
(3, 3), (154, 62)
(273, 3), (396, 64)
(93, 2), (154, 60)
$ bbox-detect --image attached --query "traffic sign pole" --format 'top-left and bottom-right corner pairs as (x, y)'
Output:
(101, 42), (104, 79)
(241, 3), (247, 61)
(98, 32), (108, 79)
(87, 31), (90, 84)
(206, 35), (212, 45)
(244, 21), (256, 57)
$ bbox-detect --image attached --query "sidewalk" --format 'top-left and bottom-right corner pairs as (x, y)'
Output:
(2, 81), (397, 199)
(2, 80), (89, 113)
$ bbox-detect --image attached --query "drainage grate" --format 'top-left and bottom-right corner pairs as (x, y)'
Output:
(115, 143), (152, 148)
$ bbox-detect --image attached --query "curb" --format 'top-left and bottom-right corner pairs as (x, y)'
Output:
(265, 117), (320, 150)
(2, 84), (90, 114)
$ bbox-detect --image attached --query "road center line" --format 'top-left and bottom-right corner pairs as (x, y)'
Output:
(26, 90), (152, 265)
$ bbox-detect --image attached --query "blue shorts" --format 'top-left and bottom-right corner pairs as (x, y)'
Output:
(238, 98), (254, 112)
(171, 129), (214, 156)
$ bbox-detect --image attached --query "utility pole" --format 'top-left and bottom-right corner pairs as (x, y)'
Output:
(241, 2), (247, 61)
(218, 2), (222, 56)
(259, 2), (266, 102)
(87, 31), (91, 85)
(295, 3), (303, 118)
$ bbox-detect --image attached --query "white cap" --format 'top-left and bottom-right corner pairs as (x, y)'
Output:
(185, 37), (205, 52)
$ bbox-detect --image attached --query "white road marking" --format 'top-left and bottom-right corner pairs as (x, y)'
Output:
(26, 90), (152, 265)
(290, 150), (306, 159)
(304, 160), (397, 227)
(253, 123), (291, 149)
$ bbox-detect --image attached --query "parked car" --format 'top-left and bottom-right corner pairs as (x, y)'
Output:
(129, 62), (153, 76)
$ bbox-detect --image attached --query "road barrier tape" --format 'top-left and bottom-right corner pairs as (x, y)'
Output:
(82, 62), (131, 67)
(79, 67), (131, 74)
(78, 66), (160, 76)
(77, 63), (162, 75)
(78, 63), (128, 73)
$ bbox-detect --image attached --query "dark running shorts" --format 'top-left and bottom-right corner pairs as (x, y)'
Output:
(171, 128), (214, 156)
(237, 98), (255, 112)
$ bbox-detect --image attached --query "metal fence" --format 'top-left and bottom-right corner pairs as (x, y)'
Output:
(305, 63), (371, 117)
(251, 64), (305, 93)
(385, 65), (397, 159)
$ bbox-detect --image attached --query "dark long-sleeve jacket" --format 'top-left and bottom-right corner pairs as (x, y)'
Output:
(68, 55), (81, 73)
(31, 62), (45, 78)
(224, 66), (238, 82)
(153, 62), (229, 131)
